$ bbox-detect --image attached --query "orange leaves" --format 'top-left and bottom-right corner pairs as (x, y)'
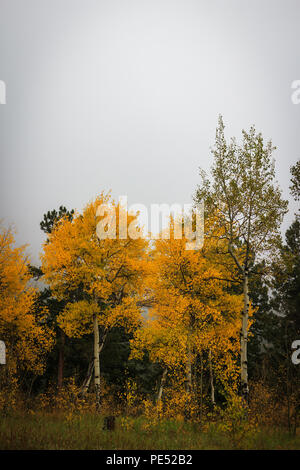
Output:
(130, 215), (243, 393)
(41, 193), (149, 337)
(40, 192), (245, 399)
(57, 300), (99, 338)
(0, 226), (54, 375)
(130, 317), (186, 368)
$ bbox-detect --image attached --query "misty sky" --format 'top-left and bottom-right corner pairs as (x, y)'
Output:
(0, 0), (299, 264)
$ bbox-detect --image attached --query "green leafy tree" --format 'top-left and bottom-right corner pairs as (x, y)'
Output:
(290, 161), (300, 202)
(194, 116), (288, 400)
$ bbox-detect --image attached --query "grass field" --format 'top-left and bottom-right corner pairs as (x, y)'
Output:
(0, 413), (299, 450)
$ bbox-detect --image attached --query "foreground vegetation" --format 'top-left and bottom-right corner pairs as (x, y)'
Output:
(0, 412), (299, 450)
(0, 379), (299, 450)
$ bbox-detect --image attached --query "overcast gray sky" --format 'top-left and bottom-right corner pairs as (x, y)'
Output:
(0, 0), (299, 263)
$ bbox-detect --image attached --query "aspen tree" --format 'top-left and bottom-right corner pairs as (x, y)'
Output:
(41, 193), (147, 408)
(0, 227), (53, 377)
(194, 116), (288, 401)
(131, 215), (243, 414)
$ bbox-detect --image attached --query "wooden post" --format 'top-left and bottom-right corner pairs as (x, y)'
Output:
(0, 341), (6, 366)
(0, 341), (6, 391)
(103, 416), (116, 431)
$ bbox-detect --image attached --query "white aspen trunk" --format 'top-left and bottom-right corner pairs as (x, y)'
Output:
(156, 368), (167, 404)
(208, 348), (216, 406)
(241, 270), (249, 401)
(80, 328), (108, 398)
(93, 314), (101, 410)
(79, 360), (94, 397)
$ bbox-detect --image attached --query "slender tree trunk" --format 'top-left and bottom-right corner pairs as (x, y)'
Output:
(156, 367), (167, 404)
(79, 360), (94, 397)
(285, 320), (292, 433)
(27, 375), (37, 399)
(208, 348), (216, 406)
(93, 314), (101, 410)
(184, 339), (192, 421)
(286, 369), (291, 434)
(79, 328), (109, 398)
(199, 352), (203, 422)
(57, 329), (65, 390)
(293, 396), (299, 437)
(241, 270), (249, 402)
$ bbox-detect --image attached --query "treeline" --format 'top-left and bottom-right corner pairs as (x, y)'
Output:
(0, 118), (299, 431)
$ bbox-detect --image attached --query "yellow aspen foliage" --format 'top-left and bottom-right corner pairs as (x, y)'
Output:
(131, 214), (250, 398)
(41, 193), (149, 337)
(0, 226), (54, 376)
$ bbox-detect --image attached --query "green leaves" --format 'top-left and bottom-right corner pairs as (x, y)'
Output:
(40, 206), (74, 235)
(290, 161), (300, 202)
(195, 116), (288, 269)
